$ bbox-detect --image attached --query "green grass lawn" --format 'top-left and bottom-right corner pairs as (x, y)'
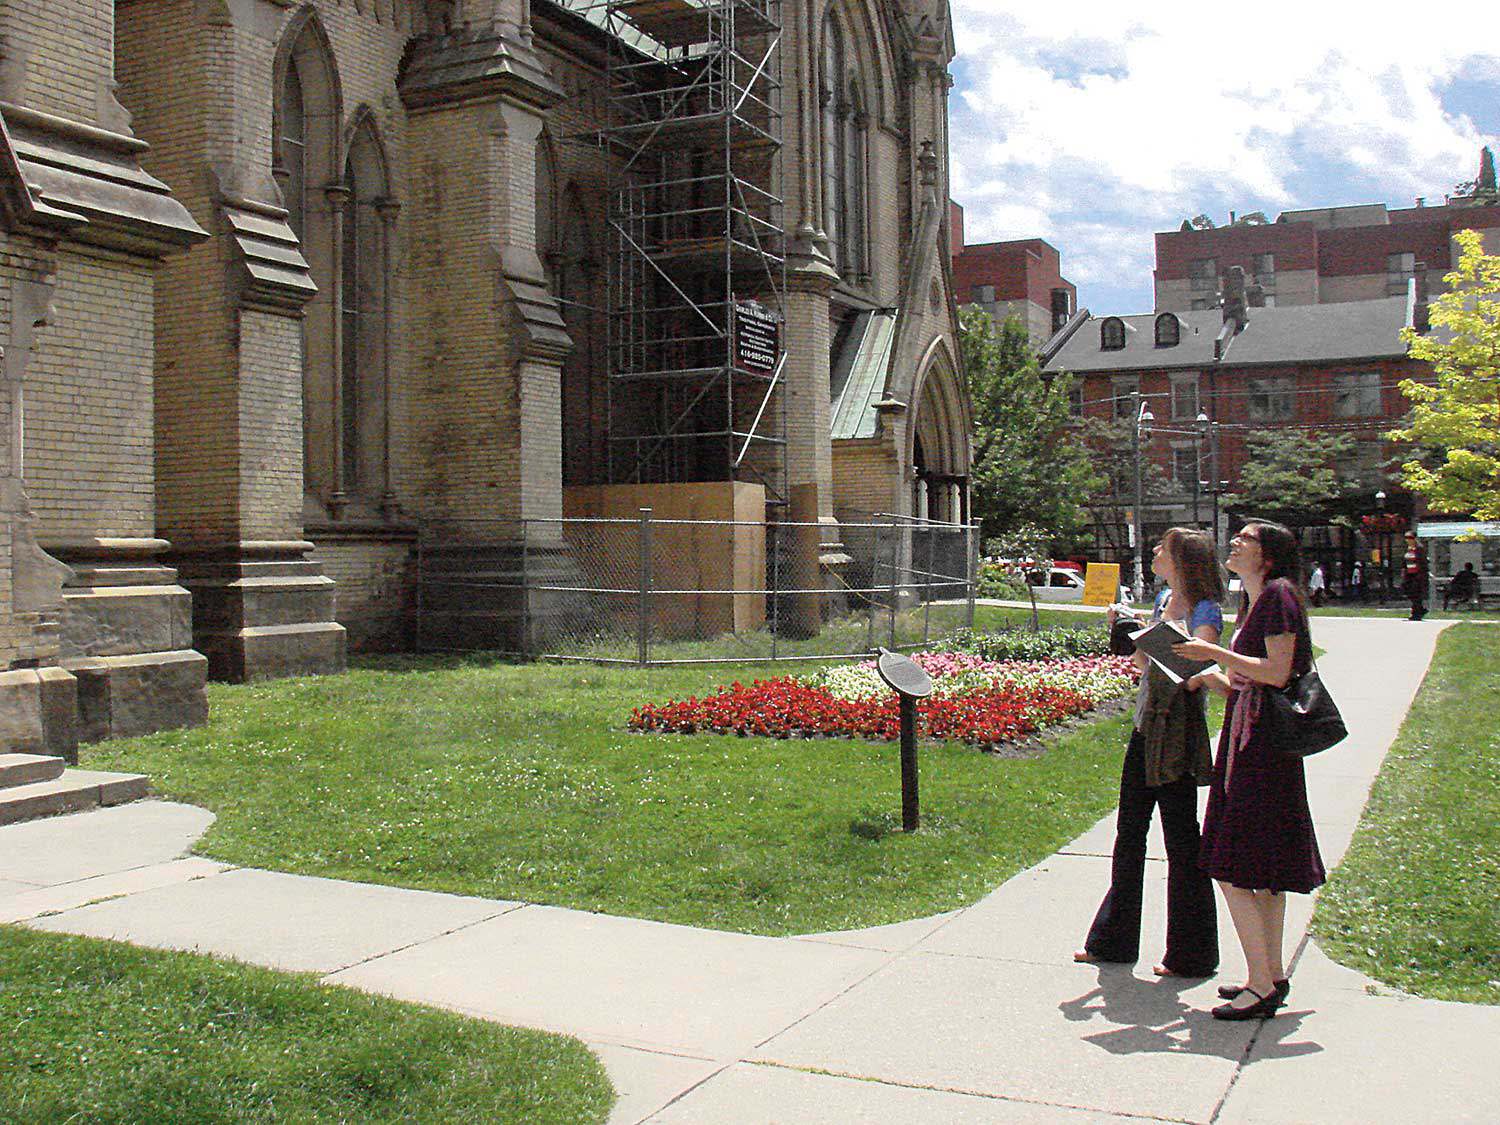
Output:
(1313, 625), (1500, 1004)
(0, 926), (612, 1123)
(85, 627), (1132, 937)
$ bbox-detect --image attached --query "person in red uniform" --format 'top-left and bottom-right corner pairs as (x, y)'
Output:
(1401, 531), (1429, 621)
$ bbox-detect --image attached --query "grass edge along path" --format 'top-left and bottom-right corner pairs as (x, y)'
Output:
(0, 925), (613, 1123)
(1313, 624), (1500, 1004)
(85, 626), (1135, 938)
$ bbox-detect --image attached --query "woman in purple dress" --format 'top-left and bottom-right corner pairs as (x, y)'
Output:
(1173, 520), (1326, 1021)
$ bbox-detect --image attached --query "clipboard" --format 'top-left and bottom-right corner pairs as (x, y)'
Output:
(1125, 619), (1216, 684)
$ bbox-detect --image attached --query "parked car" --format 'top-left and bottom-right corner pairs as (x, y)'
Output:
(1023, 566), (1132, 605)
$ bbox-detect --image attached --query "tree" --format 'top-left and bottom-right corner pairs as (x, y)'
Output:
(1224, 429), (1356, 531)
(960, 306), (1103, 549)
(1392, 228), (1500, 520)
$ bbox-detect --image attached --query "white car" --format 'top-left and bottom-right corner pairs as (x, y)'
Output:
(1024, 567), (1131, 605)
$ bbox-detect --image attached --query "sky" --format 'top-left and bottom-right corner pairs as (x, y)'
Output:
(947, 2), (1500, 316)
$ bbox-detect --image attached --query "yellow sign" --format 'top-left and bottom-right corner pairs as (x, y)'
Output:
(1083, 562), (1121, 607)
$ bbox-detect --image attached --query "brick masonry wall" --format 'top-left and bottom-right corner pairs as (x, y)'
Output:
(1, 0), (115, 127)
(238, 311), (306, 539)
(310, 535), (415, 651)
(19, 244), (157, 540)
(116, 0), (240, 546)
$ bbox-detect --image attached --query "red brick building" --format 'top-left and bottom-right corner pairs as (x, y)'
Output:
(1154, 199), (1500, 312)
(950, 202), (1076, 344)
(1041, 295), (1427, 592)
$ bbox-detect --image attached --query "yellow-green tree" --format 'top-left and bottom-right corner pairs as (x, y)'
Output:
(1393, 228), (1500, 520)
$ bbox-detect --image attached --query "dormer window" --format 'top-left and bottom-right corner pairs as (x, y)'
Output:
(1155, 313), (1181, 347)
(1100, 317), (1126, 351)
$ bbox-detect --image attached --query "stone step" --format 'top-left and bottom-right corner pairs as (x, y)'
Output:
(0, 752), (67, 789)
(0, 769), (150, 827)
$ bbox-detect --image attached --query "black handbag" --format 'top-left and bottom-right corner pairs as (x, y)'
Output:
(1264, 658), (1347, 758)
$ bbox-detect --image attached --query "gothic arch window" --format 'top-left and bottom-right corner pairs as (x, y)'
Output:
(820, 11), (848, 272)
(821, 9), (870, 283)
(341, 113), (393, 505)
(1101, 317), (1126, 351)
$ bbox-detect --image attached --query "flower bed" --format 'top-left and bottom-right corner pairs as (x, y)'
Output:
(628, 651), (1138, 749)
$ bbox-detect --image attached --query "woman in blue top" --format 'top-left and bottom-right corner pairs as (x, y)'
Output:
(1076, 527), (1224, 977)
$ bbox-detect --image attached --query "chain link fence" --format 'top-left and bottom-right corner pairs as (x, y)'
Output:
(416, 513), (978, 665)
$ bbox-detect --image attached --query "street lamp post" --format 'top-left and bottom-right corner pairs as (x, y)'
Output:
(1375, 489), (1389, 603)
(1130, 392), (1154, 602)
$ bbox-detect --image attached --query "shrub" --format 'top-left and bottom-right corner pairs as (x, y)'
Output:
(977, 560), (1029, 600)
(950, 624), (1109, 662)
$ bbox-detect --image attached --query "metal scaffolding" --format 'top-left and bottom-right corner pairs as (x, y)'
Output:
(555, 0), (788, 497)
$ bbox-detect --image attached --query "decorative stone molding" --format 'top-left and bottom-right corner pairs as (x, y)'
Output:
(218, 191), (318, 313)
(0, 101), (206, 256)
(399, 17), (564, 114)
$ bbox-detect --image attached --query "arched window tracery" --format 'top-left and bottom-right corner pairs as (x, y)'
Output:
(821, 8), (870, 284)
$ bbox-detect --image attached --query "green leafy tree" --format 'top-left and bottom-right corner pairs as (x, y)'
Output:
(961, 307), (1102, 549)
(1224, 429), (1356, 530)
(1392, 228), (1500, 520)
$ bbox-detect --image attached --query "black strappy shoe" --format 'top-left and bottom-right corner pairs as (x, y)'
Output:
(1216, 978), (1290, 1004)
(1211, 986), (1281, 1020)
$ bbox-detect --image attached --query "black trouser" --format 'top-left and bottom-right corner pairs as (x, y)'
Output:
(1085, 732), (1218, 974)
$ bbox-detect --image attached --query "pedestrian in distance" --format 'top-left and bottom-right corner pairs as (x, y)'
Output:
(1172, 520), (1326, 1020)
(1075, 528), (1223, 979)
(1307, 561), (1326, 607)
(1402, 531), (1429, 620)
(1349, 560), (1365, 604)
(1444, 562), (1480, 611)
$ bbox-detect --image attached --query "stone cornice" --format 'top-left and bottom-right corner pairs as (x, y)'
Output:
(0, 102), (205, 256)
(399, 19), (564, 113)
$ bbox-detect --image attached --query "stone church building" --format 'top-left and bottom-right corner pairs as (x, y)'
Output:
(0, 0), (969, 752)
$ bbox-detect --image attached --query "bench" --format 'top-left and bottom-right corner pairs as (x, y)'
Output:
(1433, 574), (1500, 609)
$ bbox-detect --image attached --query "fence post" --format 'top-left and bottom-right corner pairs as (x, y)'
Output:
(770, 518), (780, 662)
(888, 521), (900, 649)
(922, 522), (936, 645)
(966, 521), (978, 631)
(637, 507), (653, 666)
(415, 529), (424, 651)
(521, 522), (532, 658)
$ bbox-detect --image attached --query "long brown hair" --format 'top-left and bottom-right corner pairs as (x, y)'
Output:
(1163, 527), (1225, 607)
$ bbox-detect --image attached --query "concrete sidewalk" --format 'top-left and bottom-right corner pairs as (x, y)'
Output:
(3, 617), (1495, 1123)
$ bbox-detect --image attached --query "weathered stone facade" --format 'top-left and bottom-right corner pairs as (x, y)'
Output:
(1, 0), (969, 744)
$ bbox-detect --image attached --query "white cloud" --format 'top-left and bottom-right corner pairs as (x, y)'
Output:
(949, 1), (1500, 312)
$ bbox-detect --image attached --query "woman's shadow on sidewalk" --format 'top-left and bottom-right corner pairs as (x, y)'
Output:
(1060, 965), (1323, 1061)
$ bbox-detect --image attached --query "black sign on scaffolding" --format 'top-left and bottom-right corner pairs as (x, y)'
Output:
(734, 300), (781, 374)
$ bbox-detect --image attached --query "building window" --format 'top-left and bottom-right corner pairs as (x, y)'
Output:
(1154, 313), (1181, 347)
(1252, 252), (1276, 289)
(1100, 317), (1126, 351)
(1067, 383), (1083, 417)
(971, 284), (995, 305)
(278, 61), (306, 240)
(1051, 288), (1072, 332)
(1386, 252), (1415, 296)
(1171, 373), (1200, 419)
(1333, 371), (1382, 417)
(1190, 298), (1209, 311)
(1190, 257), (1217, 293)
(1172, 445), (1200, 492)
(274, 12), (348, 515)
(1111, 376), (1139, 419)
(1247, 376), (1295, 420)
(340, 115), (391, 502)
(820, 15), (866, 279)
(1351, 440), (1386, 487)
